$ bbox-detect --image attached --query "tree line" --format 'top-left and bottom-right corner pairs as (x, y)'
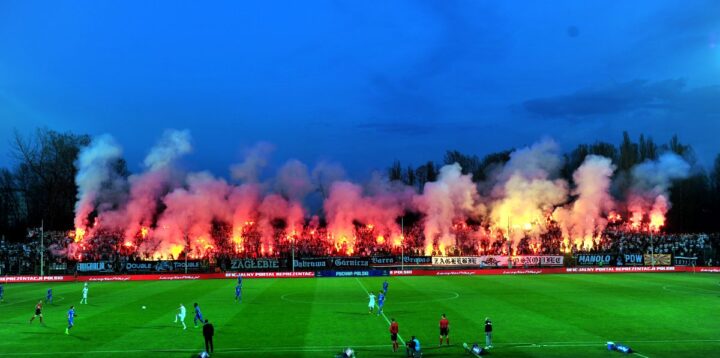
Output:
(0, 128), (718, 241)
(388, 132), (720, 234)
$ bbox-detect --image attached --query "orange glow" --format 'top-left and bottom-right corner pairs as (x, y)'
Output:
(73, 228), (86, 242)
(392, 235), (402, 247)
(140, 226), (149, 239)
(123, 241), (133, 248)
(630, 210), (643, 230)
(376, 235), (385, 244)
(649, 212), (665, 232)
(607, 211), (622, 223)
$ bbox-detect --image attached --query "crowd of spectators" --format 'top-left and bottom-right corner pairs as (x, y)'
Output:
(0, 223), (717, 274)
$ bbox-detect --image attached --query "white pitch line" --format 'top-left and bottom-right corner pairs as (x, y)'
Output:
(0, 344), (392, 356)
(354, 278), (406, 346)
(3, 338), (718, 356)
(499, 339), (720, 346)
(633, 353), (651, 358)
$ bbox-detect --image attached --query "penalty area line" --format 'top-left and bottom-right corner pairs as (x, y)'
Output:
(355, 278), (406, 346)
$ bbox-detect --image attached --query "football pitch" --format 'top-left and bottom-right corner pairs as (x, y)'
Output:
(0, 273), (718, 357)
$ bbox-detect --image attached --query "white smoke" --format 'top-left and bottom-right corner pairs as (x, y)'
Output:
(143, 129), (192, 171)
(553, 155), (616, 247)
(74, 134), (123, 229)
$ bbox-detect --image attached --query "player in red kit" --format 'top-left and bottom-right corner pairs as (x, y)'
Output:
(389, 318), (399, 352)
(439, 313), (450, 346)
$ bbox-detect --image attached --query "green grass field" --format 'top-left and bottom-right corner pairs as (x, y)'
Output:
(0, 273), (718, 357)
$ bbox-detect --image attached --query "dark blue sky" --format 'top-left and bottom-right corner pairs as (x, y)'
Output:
(1, 0), (718, 178)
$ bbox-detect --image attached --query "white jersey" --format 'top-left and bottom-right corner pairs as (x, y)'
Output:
(82, 287), (88, 297)
(368, 293), (376, 307)
(178, 305), (186, 318)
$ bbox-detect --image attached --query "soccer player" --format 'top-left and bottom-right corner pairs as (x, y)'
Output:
(389, 318), (399, 352)
(175, 303), (187, 330)
(367, 291), (376, 314)
(193, 303), (204, 328)
(47, 288), (53, 304)
(80, 283), (88, 304)
(237, 274), (242, 286)
(29, 300), (44, 325)
(0, 283), (4, 302)
(382, 280), (388, 295)
(235, 283), (242, 303)
(65, 305), (76, 335)
(439, 313), (450, 346)
(406, 336), (421, 357)
(484, 317), (493, 348)
(377, 291), (385, 316)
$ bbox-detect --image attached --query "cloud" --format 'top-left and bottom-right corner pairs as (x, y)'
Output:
(523, 79), (686, 118)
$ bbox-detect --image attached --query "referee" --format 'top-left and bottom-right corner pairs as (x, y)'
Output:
(202, 319), (214, 353)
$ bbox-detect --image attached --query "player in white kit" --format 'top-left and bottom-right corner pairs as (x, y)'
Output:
(174, 303), (187, 330)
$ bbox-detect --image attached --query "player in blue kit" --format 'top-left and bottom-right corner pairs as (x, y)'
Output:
(46, 288), (53, 304)
(0, 283), (4, 302)
(377, 291), (385, 316)
(382, 280), (389, 295)
(193, 303), (204, 328)
(235, 284), (242, 303)
(65, 305), (76, 335)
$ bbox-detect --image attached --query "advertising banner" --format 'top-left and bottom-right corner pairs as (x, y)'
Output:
(402, 256), (433, 265)
(230, 258), (283, 271)
(224, 271), (315, 279)
(77, 261), (114, 273)
(576, 254), (616, 266)
(1, 275), (72, 283)
(510, 256), (564, 267)
(673, 256), (698, 266)
(331, 257), (370, 268)
(316, 270), (388, 277)
(124, 260), (207, 273)
(565, 266), (676, 273)
(620, 253), (644, 266)
(49, 263), (68, 272)
(292, 258), (330, 270)
(432, 256), (484, 266)
(644, 254), (672, 266)
(432, 255), (563, 267)
(369, 256), (398, 265)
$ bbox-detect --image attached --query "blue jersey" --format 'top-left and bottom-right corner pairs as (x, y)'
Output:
(68, 309), (75, 321)
(0, 285), (3, 294)
(235, 285), (241, 295)
(195, 306), (202, 316)
(383, 281), (388, 290)
(47, 289), (52, 297)
(378, 293), (385, 304)
(237, 276), (242, 286)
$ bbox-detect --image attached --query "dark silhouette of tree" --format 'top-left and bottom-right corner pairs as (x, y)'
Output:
(619, 131), (639, 171)
(10, 128), (91, 231)
(443, 150), (481, 180)
(388, 160), (403, 182)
